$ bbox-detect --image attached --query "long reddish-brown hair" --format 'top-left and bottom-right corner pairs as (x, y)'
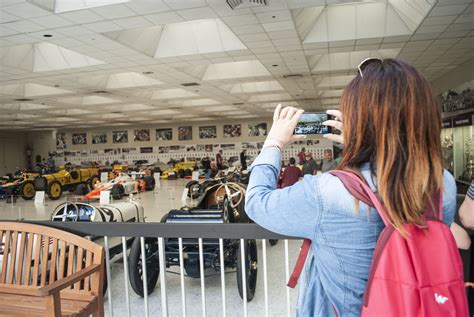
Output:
(338, 59), (444, 234)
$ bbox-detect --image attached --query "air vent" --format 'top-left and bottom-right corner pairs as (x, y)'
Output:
(227, 0), (267, 10)
(92, 90), (109, 94)
(283, 74), (303, 79)
(111, 111), (123, 114)
(14, 98), (33, 102)
(233, 102), (244, 105)
(180, 82), (200, 87)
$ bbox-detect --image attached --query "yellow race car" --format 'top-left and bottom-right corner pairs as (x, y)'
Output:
(33, 165), (100, 200)
(0, 172), (38, 200)
(161, 161), (198, 180)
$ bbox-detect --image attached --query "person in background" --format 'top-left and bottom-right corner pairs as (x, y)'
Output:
(280, 157), (301, 188)
(216, 150), (224, 176)
(321, 149), (337, 173)
(201, 156), (213, 179)
(47, 155), (55, 173)
(298, 147), (306, 165)
(240, 149), (248, 171)
(460, 181), (474, 228)
(302, 153), (317, 175)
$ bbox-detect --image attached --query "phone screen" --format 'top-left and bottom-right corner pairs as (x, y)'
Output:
(294, 112), (331, 135)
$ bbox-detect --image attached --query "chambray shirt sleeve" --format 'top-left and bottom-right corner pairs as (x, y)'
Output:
(245, 148), (321, 239)
(442, 170), (457, 226)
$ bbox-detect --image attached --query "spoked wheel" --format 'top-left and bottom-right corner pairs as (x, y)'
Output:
(47, 180), (63, 200)
(111, 184), (125, 200)
(237, 239), (258, 301)
(128, 237), (160, 297)
(19, 180), (35, 200)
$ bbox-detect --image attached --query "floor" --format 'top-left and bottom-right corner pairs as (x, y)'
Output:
(0, 179), (301, 317)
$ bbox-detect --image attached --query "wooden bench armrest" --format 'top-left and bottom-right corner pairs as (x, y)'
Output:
(37, 264), (102, 296)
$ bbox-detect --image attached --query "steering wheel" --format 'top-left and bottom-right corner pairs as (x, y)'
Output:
(52, 202), (79, 222)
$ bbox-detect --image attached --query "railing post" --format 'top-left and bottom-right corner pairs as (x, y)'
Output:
(158, 237), (168, 317)
(219, 238), (227, 317)
(140, 237), (149, 317)
(198, 238), (206, 316)
(121, 237), (131, 317)
(104, 236), (113, 317)
(178, 237), (187, 317)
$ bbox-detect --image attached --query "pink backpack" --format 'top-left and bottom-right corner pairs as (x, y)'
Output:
(288, 170), (469, 316)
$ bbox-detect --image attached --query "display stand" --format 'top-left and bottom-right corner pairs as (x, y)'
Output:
(34, 191), (45, 206)
(100, 190), (110, 205)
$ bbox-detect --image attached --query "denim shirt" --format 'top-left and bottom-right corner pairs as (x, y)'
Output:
(245, 148), (457, 317)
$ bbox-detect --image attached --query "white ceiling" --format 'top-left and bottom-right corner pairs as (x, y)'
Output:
(0, 0), (472, 131)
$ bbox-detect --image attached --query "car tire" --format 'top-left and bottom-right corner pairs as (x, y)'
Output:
(89, 175), (100, 189)
(237, 239), (258, 302)
(185, 180), (201, 199)
(128, 237), (160, 297)
(19, 180), (35, 200)
(178, 169), (185, 179)
(143, 176), (155, 191)
(74, 183), (89, 196)
(269, 239), (279, 246)
(111, 184), (124, 200)
(47, 180), (63, 200)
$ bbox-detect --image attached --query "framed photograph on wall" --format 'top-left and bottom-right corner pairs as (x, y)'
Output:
(56, 132), (66, 149)
(156, 128), (172, 141)
(178, 126), (192, 141)
(134, 129), (150, 142)
(199, 126), (217, 139)
(223, 124), (241, 138)
(72, 133), (87, 145)
(113, 130), (128, 143)
(248, 123), (267, 137)
(140, 147), (153, 153)
(92, 131), (107, 144)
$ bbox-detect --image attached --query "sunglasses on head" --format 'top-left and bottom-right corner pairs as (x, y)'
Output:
(357, 57), (383, 78)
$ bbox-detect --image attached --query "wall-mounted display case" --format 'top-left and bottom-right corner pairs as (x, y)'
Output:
(441, 111), (473, 182)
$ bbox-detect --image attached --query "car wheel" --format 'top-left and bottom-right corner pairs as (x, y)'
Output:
(74, 183), (89, 196)
(89, 175), (100, 189)
(269, 239), (279, 246)
(178, 169), (185, 179)
(19, 180), (35, 200)
(47, 180), (63, 200)
(185, 181), (201, 199)
(111, 184), (125, 200)
(128, 237), (160, 297)
(237, 239), (258, 301)
(143, 176), (155, 191)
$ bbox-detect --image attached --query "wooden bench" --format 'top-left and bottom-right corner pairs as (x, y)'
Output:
(0, 222), (105, 316)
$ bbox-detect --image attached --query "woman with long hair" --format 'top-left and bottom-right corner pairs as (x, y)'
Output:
(245, 59), (457, 316)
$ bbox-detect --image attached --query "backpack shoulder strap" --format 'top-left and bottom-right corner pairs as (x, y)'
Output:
(287, 170), (392, 289)
(328, 170), (392, 227)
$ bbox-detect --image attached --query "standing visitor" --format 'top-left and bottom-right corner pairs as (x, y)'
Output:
(298, 147), (306, 165)
(245, 59), (464, 316)
(280, 157), (301, 188)
(321, 149), (337, 173)
(240, 149), (248, 171)
(302, 153), (317, 175)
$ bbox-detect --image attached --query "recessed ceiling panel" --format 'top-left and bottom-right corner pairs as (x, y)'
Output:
(155, 18), (247, 58)
(203, 60), (271, 81)
(152, 88), (198, 99)
(29, 0), (130, 13)
(316, 75), (354, 89)
(247, 93), (292, 102)
(310, 49), (401, 73)
(106, 72), (163, 89)
(0, 83), (72, 97)
(0, 102), (50, 111)
(227, 81), (284, 94)
(59, 95), (121, 105)
(103, 26), (164, 57)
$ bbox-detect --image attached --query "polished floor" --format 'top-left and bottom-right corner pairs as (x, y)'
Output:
(0, 179), (301, 317)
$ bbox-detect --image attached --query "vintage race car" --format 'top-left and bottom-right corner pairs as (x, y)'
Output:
(76, 173), (155, 200)
(33, 165), (100, 200)
(161, 161), (198, 180)
(0, 172), (38, 201)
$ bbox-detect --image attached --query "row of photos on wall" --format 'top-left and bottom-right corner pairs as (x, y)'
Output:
(57, 123), (268, 149)
(49, 139), (321, 158)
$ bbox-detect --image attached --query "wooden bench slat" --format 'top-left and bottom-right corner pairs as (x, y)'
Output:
(40, 236), (50, 286)
(1, 230), (11, 283)
(7, 231), (19, 284)
(15, 232), (27, 285)
(31, 234), (42, 287)
(23, 233), (34, 286)
(66, 243), (75, 290)
(49, 238), (58, 284)
(58, 240), (67, 280)
(84, 251), (92, 291)
(74, 247), (84, 291)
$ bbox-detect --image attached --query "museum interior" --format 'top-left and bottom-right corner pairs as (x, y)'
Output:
(0, 0), (472, 316)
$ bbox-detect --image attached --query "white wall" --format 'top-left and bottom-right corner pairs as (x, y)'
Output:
(0, 132), (27, 175)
